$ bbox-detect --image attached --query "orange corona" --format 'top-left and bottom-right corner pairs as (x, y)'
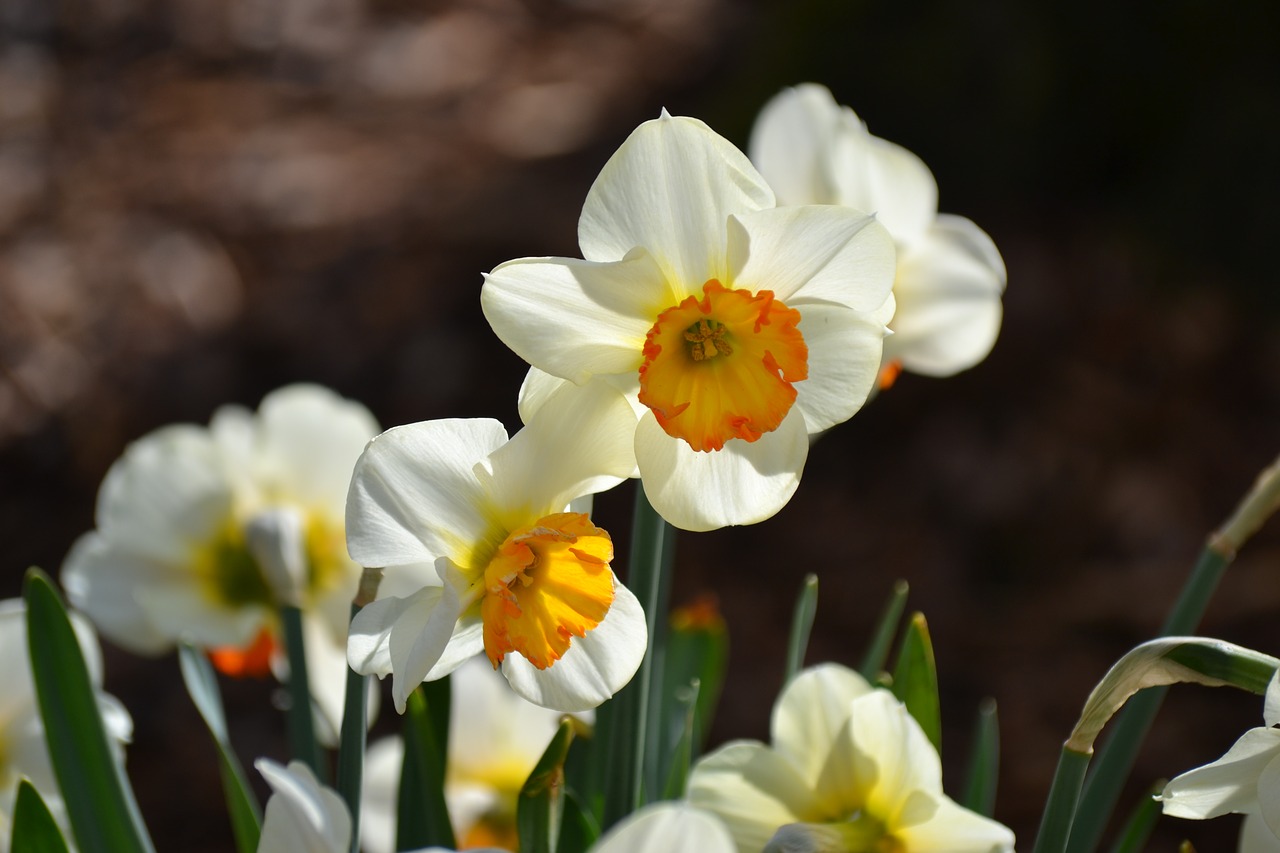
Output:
(480, 513), (614, 670)
(638, 281), (808, 452)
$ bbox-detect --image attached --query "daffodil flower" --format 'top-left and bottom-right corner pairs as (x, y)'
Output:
(257, 758), (508, 853)
(482, 112), (896, 531)
(0, 598), (132, 850)
(687, 663), (1015, 853)
(1161, 671), (1280, 851)
(750, 84), (1006, 387)
(345, 380), (645, 713)
(361, 655), (595, 852)
(61, 384), (380, 742)
(592, 802), (737, 853)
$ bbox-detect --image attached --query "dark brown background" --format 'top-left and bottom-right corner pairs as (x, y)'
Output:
(3, 0), (1279, 849)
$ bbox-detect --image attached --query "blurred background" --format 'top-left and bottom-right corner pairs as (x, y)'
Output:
(2, 0), (1279, 848)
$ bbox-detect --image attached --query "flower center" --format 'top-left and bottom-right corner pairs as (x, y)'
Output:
(637, 280), (808, 452)
(480, 512), (614, 670)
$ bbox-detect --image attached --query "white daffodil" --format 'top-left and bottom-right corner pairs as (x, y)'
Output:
(61, 384), (380, 742)
(750, 83), (1006, 386)
(362, 655), (595, 852)
(257, 758), (505, 853)
(345, 379), (645, 714)
(687, 663), (1015, 853)
(482, 111), (896, 532)
(0, 598), (132, 851)
(1161, 671), (1280, 851)
(593, 802), (737, 853)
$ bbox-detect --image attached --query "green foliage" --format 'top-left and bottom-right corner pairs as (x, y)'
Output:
(10, 779), (71, 853)
(859, 580), (909, 681)
(891, 612), (942, 755)
(784, 574), (818, 686)
(961, 699), (1000, 817)
(397, 682), (456, 850)
(517, 719), (578, 853)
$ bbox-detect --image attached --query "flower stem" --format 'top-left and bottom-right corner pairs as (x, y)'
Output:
(280, 604), (325, 781)
(1032, 747), (1092, 853)
(600, 485), (676, 828)
(336, 605), (367, 853)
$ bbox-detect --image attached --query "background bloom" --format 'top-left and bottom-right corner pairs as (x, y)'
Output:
(61, 384), (380, 741)
(0, 598), (132, 851)
(750, 83), (1006, 384)
(362, 655), (593, 853)
(687, 662), (1015, 853)
(482, 111), (896, 531)
(345, 380), (645, 713)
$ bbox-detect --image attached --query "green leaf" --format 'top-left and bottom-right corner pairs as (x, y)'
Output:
(178, 645), (262, 853)
(961, 699), (1000, 817)
(890, 612), (942, 755)
(1106, 781), (1163, 853)
(11, 779), (71, 853)
(661, 679), (701, 800)
(784, 574), (818, 686)
(557, 789), (599, 853)
(859, 580), (909, 680)
(23, 568), (155, 853)
(658, 597), (728, 775)
(397, 683), (456, 850)
(517, 719), (577, 853)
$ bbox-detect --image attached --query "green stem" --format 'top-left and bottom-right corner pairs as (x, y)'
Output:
(784, 574), (819, 687)
(280, 605), (325, 780)
(336, 604), (368, 853)
(600, 485), (675, 828)
(1033, 747), (1092, 853)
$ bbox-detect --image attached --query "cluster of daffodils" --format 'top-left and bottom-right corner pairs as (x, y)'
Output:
(12, 82), (1020, 853)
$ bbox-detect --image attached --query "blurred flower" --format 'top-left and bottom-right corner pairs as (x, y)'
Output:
(592, 802), (736, 853)
(687, 663), (1015, 853)
(1161, 671), (1280, 851)
(750, 84), (1006, 386)
(0, 597), (132, 851)
(61, 384), (379, 742)
(345, 380), (645, 713)
(362, 655), (594, 852)
(482, 111), (896, 531)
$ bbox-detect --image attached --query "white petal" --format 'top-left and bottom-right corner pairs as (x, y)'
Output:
(135, 582), (267, 649)
(886, 215), (1006, 377)
(748, 84), (845, 206)
(792, 301), (889, 434)
(257, 758), (351, 853)
(299, 611), (376, 747)
(500, 580), (646, 712)
(252, 384), (380, 513)
(482, 249), (668, 384)
(483, 379), (637, 522)
(60, 533), (174, 654)
(578, 113), (774, 291)
(94, 424), (234, 564)
(1242, 814), (1280, 853)
(847, 691), (944, 823)
(387, 571), (475, 714)
(1161, 728), (1280, 818)
(448, 654), (567, 776)
(687, 741), (815, 853)
(594, 802), (737, 853)
(770, 663), (875, 789)
(634, 409), (808, 532)
(345, 419), (506, 569)
(827, 107), (937, 245)
(727, 206), (897, 313)
(895, 792), (1016, 852)
(1264, 669), (1280, 728)
(1258, 752), (1280, 840)
(348, 588), (437, 678)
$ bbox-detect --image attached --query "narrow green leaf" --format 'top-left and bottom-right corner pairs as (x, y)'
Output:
(661, 679), (701, 800)
(1032, 746), (1092, 853)
(397, 683), (456, 850)
(961, 699), (1000, 817)
(23, 568), (155, 853)
(335, 604), (368, 853)
(784, 574), (819, 686)
(859, 580), (909, 680)
(1106, 780), (1164, 853)
(11, 779), (71, 853)
(517, 719), (577, 853)
(280, 605), (326, 780)
(890, 612), (942, 755)
(597, 487), (676, 829)
(178, 645), (262, 853)
(557, 789), (599, 853)
(657, 597), (728, 782)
